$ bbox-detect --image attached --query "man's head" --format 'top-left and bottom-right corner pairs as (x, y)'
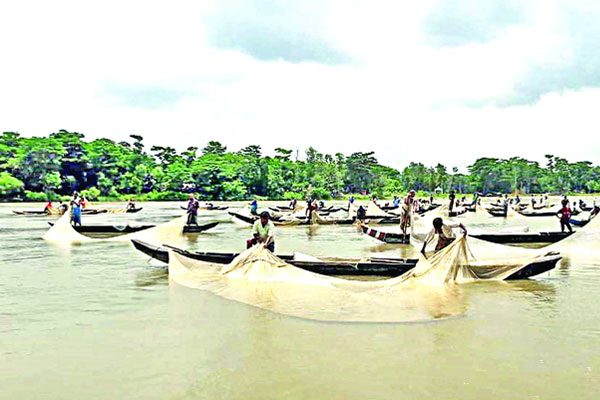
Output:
(188, 194), (195, 200)
(260, 211), (270, 224)
(409, 190), (416, 197)
(433, 217), (443, 229)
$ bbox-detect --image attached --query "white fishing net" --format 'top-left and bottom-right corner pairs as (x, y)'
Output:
(365, 201), (394, 217)
(168, 227), (558, 322)
(42, 206), (186, 244)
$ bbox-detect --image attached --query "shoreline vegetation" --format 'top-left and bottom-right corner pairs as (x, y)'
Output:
(2, 130), (600, 203)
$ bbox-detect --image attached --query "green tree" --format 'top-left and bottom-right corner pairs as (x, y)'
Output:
(202, 141), (227, 155)
(0, 172), (24, 195)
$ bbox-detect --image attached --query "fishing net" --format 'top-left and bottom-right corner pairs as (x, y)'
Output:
(168, 230), (557, 322)
(42, 207), (186, 244)
(365, 201), (394, 217)
(168, 245), (466, 322)
(310, 211), (354, 225)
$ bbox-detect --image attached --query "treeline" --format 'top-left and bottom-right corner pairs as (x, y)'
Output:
(0, 130), (599, 201)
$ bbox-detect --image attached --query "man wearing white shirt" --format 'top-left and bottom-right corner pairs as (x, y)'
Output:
(247, 211), (275, 252)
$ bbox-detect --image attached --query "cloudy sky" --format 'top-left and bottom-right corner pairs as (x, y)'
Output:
(1, 0), (600, 171)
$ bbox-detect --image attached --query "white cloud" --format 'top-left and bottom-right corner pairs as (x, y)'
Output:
(1, 0), (600, 171)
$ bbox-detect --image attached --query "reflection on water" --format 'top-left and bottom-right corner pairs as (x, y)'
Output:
(1, 201), (600, 399)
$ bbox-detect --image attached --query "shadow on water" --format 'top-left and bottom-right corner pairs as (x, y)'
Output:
(134, 267), (168, 288)
(557, 255), (571, 278)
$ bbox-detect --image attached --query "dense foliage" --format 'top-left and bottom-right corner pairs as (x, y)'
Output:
(1, 130), (599, 201)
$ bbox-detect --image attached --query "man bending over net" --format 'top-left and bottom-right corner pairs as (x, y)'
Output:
(421, 217), (467, 255)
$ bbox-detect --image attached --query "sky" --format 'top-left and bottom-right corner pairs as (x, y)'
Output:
(1, 0), (600, 172)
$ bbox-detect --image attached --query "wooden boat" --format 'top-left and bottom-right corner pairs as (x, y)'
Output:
(48, 221), (218, 234)
(448, 209), (468, 217)
(83, 207), (143, 214)
(361, 225), (409, 244)
(569, 211), (597, 227)
(12, 206), (142, 215)
(518, 210), (557, 217)
(229, 212), (356, 226)
(13, 210), (53, 215)
(131, 240), (560, 279)
(570, 218), (588, 227)
(486, 209), (507, 217)
(180, 205), (229, 211)
(362, 224), (575, 245)
(471, 231), (574, 244)
(369, 217), (400, 224)
(267, 206), (338, 216)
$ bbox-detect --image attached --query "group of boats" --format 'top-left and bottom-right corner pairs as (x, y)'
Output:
(24, 195), (600, 283)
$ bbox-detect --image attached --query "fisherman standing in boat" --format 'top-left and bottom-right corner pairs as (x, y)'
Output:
(556, 200), (573, 233)
(421, 217), (467, 255)
(247, 211), (275, 251)
(187, 199), (199, 225)
(400, 190), (417, 234)
(356, 205), (366, 222)
(448, 190), (456, 213)
(250, 199), (258, 215)
(187, 194), (195, 210)
(306, 198), (318, 223)
(70, 194), (82, 226)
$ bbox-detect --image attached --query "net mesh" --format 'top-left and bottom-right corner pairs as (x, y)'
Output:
(168, 228), (557, 322)
(42, 206), (186, 244)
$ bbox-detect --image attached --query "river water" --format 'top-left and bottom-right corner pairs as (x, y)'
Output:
(1, 201), (598, 399)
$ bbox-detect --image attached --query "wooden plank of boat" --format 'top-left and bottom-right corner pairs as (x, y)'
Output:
(518, 210), (557, 217)
(486, 209), (507, 217)
(183, 222), (219, 233)
(230, 211), (354, 226)
(47, 221), (219, 234)
(48, 222), (154, 233)
(361, 225), (409, 244)
(570, 217), (589, 227)
(82, 209), (108, 215)
(229, 211), (258, 225)
(364, 215), (399, 222)
(471, 231), (574, 244)
(368, 217), (401, 225)
(131, 239), (559, 279)
(180, 205), (228, 211)
(13, 210), (48, 215)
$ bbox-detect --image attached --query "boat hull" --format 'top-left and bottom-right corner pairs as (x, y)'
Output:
(131, 240), (559, 279)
